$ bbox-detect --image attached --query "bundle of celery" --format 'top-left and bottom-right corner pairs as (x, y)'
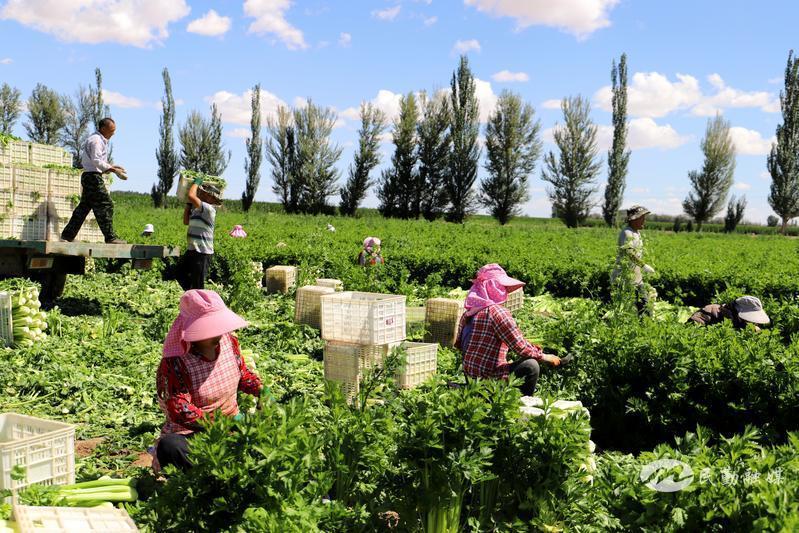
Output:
(0, 281), (48, 347)
(10, 477), (138, 509)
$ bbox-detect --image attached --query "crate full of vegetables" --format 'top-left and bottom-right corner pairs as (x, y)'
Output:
(323, 341), (399, 402)
(0, 292), (11, 347)
(295, 285), (335, 330)
(265, 265), (297, 294)
(424, 298), (464, 348)
(175, 171), (227, 202)
(13, 504), (139, 532)
(396, 342), (438, 389)
(0, 413), (75, 493)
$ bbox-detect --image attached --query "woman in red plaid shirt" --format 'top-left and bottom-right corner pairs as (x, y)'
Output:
(455, 264), (561, 396)
(154, 290), (263, 471)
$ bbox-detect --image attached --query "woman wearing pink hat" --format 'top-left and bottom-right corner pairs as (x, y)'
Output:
(358, 237), (384, 266)
(455, 264), (561, 396)
(155, 290), (262, 470)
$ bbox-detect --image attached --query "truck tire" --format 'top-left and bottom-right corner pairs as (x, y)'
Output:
(40, 271), (67, 303)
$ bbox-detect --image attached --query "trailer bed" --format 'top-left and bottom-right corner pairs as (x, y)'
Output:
(0, 240), (180, 259)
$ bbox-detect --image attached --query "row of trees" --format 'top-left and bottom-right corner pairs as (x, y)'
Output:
(0, 69), (111, 166)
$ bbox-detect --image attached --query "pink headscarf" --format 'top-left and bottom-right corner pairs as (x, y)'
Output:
(163, 290), (248, 358)
(464, 264), (525, 317)
(363, 237), (381, 252)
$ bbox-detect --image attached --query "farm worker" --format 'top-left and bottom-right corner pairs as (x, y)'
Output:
(155, 290), (262, 471)
(455, 264), (561, 396)
(358, 237), (384, 266)
(60, 118), (127, 244)
(178, 178), (221, 291)
(610, 205), (655, 316)
(141, 224), (154, 237)
(687, 295), (770, 330)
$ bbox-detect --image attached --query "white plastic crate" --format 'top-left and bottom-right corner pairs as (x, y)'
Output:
(13, 505), (139, 532)
(265, 265), (298, 294)
(45, 197), (75, 220)
(406, 306), (426, 323)
(315, 278), (343, 291)
(48, 169), (81, 199)
(424, 298), (464, 348)
(323, 341), (398, 402)
(396, 342), (438, 389)
(502, 288), (524, 313)
(0, 292), (12, 347)
(13, 167), (48, 193)
(30, 144), (66, 167)
(2, 142), (31, 165)
(0, 165), (12, 191)
(0, 214), (17, 239)
(321, 291), (406, 345)
(0, 413), (75, 493)
(295, 285), (335, 330)
(176, 173), (227, 202)
(12, 190), (48, 219)
(75, 219), (104, 243)
(13, 216), (48, 241)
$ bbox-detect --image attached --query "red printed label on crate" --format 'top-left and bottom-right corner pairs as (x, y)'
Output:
(385, 317), (394, 326)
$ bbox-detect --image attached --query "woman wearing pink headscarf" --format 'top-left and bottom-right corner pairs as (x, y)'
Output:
(455, 264), (560, 396)
(358, 237), (384, 266)
(155, 290), (262, 470)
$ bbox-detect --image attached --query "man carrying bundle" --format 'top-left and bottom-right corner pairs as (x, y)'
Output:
(178, 176), (222, 291)
(60, 118), (127, 244)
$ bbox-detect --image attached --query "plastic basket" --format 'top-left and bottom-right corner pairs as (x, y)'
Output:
(13, 166), (48, 193)
(323, 341), (397, 402)
(295, 285), (335, 330)
(12, 190), (48, 219)
(315, 278), (343, 291)
(397, 342), (438, 389)
(0, 292), (12, 347)
(0, 165), (12, 190)
(176, 173), (227, 202)
(0, 214), (17, 239)
(44, 197), (75, 220)
(424, 298), (464, 348)
(75, 219), (104, 243)
(13, 505), (139, 532)
(265, 265), (298, 294)
(30, 144), (66, 167)
(0, 413), (75, 493)
(406, 306), (426, 323)
(502, 288), (524, 313)
(321, 291), (406, 345)
(3, 142), (31, 165)
(13, 216), (48, 241)
(48, 169), (81, 199)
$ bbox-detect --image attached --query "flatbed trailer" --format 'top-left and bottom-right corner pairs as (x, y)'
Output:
(0, 240), (180, 302)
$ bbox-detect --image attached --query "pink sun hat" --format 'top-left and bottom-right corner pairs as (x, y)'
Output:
(230, 225), (247, 238)
(464, 264), (525, 317)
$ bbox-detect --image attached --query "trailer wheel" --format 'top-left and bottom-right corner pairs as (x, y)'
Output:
(40, 271), (67, 304)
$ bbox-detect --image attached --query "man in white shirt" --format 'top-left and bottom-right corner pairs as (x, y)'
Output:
(61, 117), (127, 244)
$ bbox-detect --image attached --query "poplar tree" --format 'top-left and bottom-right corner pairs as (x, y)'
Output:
(0, 83), (22, 134)
(445, 55), (480, 223)
(768, 50), (799, 233)
(151, 68), (178, 207)
(242, 84), (263, 212)
(418, 90), (451, 221)
(340, 102), (387, 216)
(603, 53), (630, 226)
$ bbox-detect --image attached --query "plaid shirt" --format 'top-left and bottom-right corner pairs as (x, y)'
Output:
(456, 305), (543, 379)
(157, 334), (262, 435)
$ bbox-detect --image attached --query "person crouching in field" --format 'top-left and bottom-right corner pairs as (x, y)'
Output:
(178, 177), (221, 291)
(687, 295), (770, 331)
(455, 264), (561, 396)
(358, 236), (384, 266)
(155, 290), (262, 471)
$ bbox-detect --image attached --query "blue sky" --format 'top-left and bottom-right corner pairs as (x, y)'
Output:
(0, 0), (796, 223)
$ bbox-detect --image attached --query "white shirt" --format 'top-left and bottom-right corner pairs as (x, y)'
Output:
(611, 226), (644, 285)
(80, 132), (112, 173)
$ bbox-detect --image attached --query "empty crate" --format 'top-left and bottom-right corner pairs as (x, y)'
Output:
(0, 413), (75, 493)
(323, 341), (397, 402)
(424, 298), (464, 348)
(321, 291), (406, 345)
(396, 342), (438, 389)
(315, 278), (343, 291)
(13, 505), (139, 533)
(503, 288), (524, 313)
(265, 265), (298, 294)
(295, 285), (336, 329)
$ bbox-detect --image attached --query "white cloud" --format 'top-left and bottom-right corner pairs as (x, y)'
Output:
(0, 58), (12, 65)
(464, 0), (620, 38)
(423, 16), (438, 26)
(759, 170), (771, 181)
(595, 72), (702, 118)
(691, 74), (780, 116)
(492, 70), (529, 83)
(103, 90), (148, 109)
(339, 106), (362, 121)
(372, 5), (401, 21)
(474, 78), (498, 122)
(596, 118), (690, 151)
(0, 0), (190, 47)
(596, 71), (780, 119)
(453, 39), (481, 54)
(207, 89), (289, 125)
(228, 128), (251, 139)
(768, 77), (782, 85)
(338, 32), (352, 47)
(728, 127), (775, 156)
(631, 187), (650, 194)
(541, 99), (562, 109)
(734, 182), (752, 191)
(187, 10), (231, 37)
(244, 0), (308, 50)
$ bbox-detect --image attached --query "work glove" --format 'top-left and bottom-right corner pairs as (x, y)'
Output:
(233, 413), (244, 422)
(643, 264), (655, 275)
(192, 176), (204, 186)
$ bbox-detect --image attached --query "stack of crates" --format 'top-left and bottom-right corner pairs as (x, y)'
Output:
(0, 139), (103, 242)
(320, 291), (438, 402)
